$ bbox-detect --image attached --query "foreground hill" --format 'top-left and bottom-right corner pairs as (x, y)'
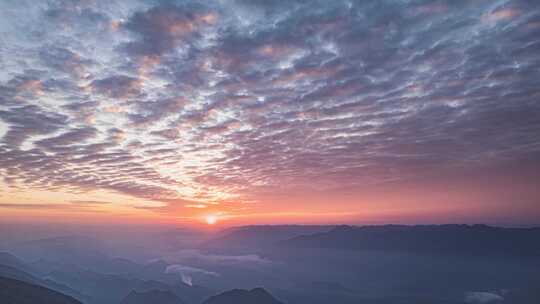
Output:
(0, 253), (30, 273)
(0, 263), (39, 284)
(0, 255), (90, 303)
(280, 224), (540, 256)
(203, 288), (284, 304)
(121, 290), (185, 304)
(0, 276), (82, 304)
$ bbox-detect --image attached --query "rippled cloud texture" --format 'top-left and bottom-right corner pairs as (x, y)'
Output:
(0, 0), (539, 224)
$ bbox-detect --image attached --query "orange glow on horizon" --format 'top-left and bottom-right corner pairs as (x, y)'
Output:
(205, 215), (218, 225)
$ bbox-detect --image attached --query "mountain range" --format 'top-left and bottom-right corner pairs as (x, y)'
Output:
(2, 224), (540, 304)
(279, 224), (540, 256)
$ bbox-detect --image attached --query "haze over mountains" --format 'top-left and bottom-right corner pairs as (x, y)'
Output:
(204, 225), (334, 253)
(1, 224), (539, 304)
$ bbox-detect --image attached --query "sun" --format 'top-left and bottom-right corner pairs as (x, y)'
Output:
(205, 215), (218, 225)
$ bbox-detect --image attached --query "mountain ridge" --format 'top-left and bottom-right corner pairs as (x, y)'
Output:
(279, 224), (540, 256)
(202, 287), (284, 304)
(120, 289), (186, 304)
(0, 276), (82, 304)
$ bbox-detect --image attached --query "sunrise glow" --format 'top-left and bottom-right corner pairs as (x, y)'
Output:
(205, 215), (218, 225)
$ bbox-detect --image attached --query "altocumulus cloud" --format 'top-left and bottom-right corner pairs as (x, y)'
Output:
(0, 0), (539, 214)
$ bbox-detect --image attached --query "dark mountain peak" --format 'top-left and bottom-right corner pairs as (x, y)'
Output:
(120, 289), (185, 304)
(249, 287), (273, 297)
(0, 276), (82, 304)
(203, 287), (284, 304)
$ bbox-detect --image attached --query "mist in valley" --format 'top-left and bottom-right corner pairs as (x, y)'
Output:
(1, 222), (539, 304)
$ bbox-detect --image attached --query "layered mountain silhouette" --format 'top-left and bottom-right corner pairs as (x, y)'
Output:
(0, 276), (82, 304)
(1, 224), (539, 304)
(121, 290), (185, 304)
(205, 225), (334, 253)
(0, 250), (211, 304)
(0, 253), (89, 302)
(280, 224), (540, 256)
(203, 288), (283, 304)
(9, 236), (110, 268)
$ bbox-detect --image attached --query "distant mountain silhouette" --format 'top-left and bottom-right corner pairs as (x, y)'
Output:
(120, 290), (185, 304)
(10, 235), (109, 266)
(205, 225), (334, 253)
(280, 224), (540, 256)
(0, 276), (82, 304)
(203, 288), (284, 304)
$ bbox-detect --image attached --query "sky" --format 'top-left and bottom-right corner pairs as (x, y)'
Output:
(0, 0), (539, 226)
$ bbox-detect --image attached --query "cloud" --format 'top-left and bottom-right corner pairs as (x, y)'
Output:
(185, 204), (208, 209)
(0, 0), (539, 216)
(0, 105), (68, 147)
(90, 75), (142, 99)
(171, 249), (272, 265)
(481, 8), (521, 24)
(39, 46), (91, 77)
(165, 264), (220, 278)
(150, 128), (180, 140)
(0, 203), (69, 210)
(464, 292), (504, 304)
(69, 200), (110, 205)
(128, 97), (187, 126)
(0, 203), (105, 213)
(34, 127), (97, 150)
(164, 262), (222, 286)
(122, 3), (218, 58)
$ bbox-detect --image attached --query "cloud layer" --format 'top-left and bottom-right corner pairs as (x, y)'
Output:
(0, 0), (539, 219)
